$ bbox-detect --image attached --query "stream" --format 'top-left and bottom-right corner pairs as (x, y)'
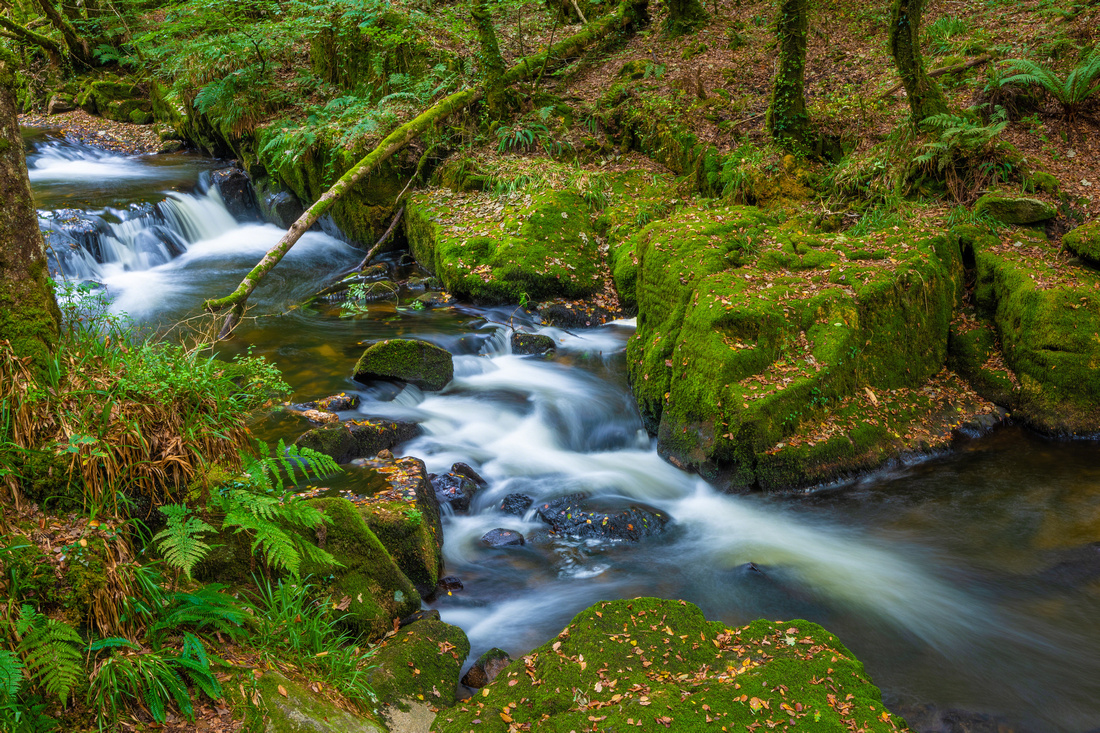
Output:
(25, 129), (1100, 733)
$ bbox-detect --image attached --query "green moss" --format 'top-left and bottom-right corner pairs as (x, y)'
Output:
(1062, 221), (1100, 266)
(0, 537), (54, 604)
(434, 598), (905, 733)
(302, 498), (420, 639)
(361, 501), (441, 595)
(256, 670), (385, 733)
(367, 618), (469, 709)
(353, 339), (454, 391)
(973, 194), (1057, 225)
(406, 188), (602, 304)
(946, 313), (1019, 407)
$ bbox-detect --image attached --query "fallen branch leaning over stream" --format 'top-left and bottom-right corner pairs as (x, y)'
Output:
(203, 0), (646, 338)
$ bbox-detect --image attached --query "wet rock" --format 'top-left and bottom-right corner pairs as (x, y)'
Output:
(973, 194), (1057, 225)
(404, 275), (441, 293)
(1063, 221), (1100, 266)
(354, 338), (454, 391)
(451, 461), (487, 487)
(537, 300), (621, 328)
(953, 408), (1009, 439)
(413, 291), (455, 309)
(511, 332), (556, 356)
(481, 528), (525, 547)
(47, 94), (76, 115)
(500, 493), (533, 516)
(535, 494), (671, 541)
(211, 168), (260, 221)
(156, 140), (185, 155)
(290, 393), (361, 413)
(431, 472), (480, 512)
(891, 702), (1035, 733)
(264, 189), (305, 229)
(300, 409), (339, 424)
(399, 609), (441, 628)
(295, 418), (420, 464)
(132, 225), (188, 264)
(367, 618), (469, 711)
(46, 209), (112, 261)
(460, 648), (512, 689)
(437, 576), (463, 593)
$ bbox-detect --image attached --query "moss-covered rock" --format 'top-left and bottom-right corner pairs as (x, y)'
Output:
(353, 339), (454, 391)
(1062, 221), (1100, 266)
(432, 598), (908, 733)
(973, 194), (1057, 225)
(255, 670), (385, 733)
(296, 417), (421, 463)
(970, 229), (1100, 435)
(368, 618), (470, 713)
(303, 497), (421, 639)
(946, 310), (1019, 408)
(406, 187), (602, 304)
(626, 203), (997, 490)
(361, 475), (443, 598)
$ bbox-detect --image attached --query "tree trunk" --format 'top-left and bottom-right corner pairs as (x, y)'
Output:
(888, 0), (948, 124)
(204, 0), (647, 336)
(32, 0), (94, 66)
(0, 48), (61, 376)
(664, 0), (706, 37)
(0, 16), (64, 66)
(765, 0), (811, 150)
(471, 0), (507, 113)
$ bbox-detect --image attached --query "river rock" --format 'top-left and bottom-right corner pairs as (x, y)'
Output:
(47, 94), (77, 115)
(263, 189), (306, 229)
(511, 332), (556, 355)
(451, 461), (487, 486)
(535, 493), (671, 541)
(431, 471), (480, 512)
(353, 338), (454, 391)
(295, 418), (420, 463)
(973, 194), (1057, 225)
(290, 392), (361, 413)
(460, 648), (512, 689)
(256, 670), (386, 733)
(367, 617), (469, 710)
(481, 528), (525, 547)
(500, 493), (533, 516)
(1062, 221), (1100, 266)
(433, 598), (908, 733)
(211, 167), (260, 221)
(413, 291), (455, 309)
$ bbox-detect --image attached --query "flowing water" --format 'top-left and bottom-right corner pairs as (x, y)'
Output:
(25, 129), (1100, 733)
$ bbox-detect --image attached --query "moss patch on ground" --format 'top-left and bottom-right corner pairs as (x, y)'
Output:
(432, 597), (908, 733)
(256, 670), (386, 733)
(368, 618), (470, 711)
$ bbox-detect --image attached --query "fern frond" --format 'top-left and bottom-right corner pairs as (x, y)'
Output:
(17, 611), (85, 706)
(0, 649), (24, 699)
(154, 504), (216, 579)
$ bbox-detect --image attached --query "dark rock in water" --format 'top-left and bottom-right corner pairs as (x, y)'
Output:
(891, 702), (1036, 733)
(264, 189), (305, 229)
(432, 472), (480, 512)
(451, 461), (487, 487)
(46, 209), (112, 262)
(954, 408), (1009, 439)
(289, 392), (361, 413)
(437, 576), (464, 593)
(538, 300), (621, 329)
(211, 168), (260, 221)
(500, 493), (533, 517)
(535, 494), (671, 541)
(1036, 542), (1100, 588)
(133, 225), (187, 266)
(354, 338), (454, 391)
(399, 609), (441, 628)
(461, 648), (512, 689)
(413, 291), (455, 309)
(295, 418), (420, 464)
(404, 275), (441, 293)
(481, 528), (525, 547)
(512, 332), (556, 356)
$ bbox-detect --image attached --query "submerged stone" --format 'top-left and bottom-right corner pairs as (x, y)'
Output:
(433, 598), (908, 733)
(511, 332), (556, 355)
(535, 494), (671, 541)
(353, 338), (454, 391)
(481, 528), (525, 547)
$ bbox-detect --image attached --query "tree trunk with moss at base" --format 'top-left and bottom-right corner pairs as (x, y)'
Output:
(765, 0), (811, 151)
(204, 0), (649, 337)
(664, 0), (706, 36)
(471, 0), (507, 114)
(0, 48), (61, 376)
(889, 0), (948, 124)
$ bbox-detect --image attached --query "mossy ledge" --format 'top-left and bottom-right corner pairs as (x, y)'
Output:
(432, 597), (908, 732)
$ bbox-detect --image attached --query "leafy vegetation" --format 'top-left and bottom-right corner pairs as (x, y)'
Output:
(999, 48), (1100, 120)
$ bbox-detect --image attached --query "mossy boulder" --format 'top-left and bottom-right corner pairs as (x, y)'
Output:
(368, 618), (470, 713)
(405, 187), (601, 304)
(296, 417), (421, 463)
(432, 597), (907, 733)
(76, 79), (153, 124)
(970, 230), (1100, 434)
(255, 670), (385, 733)
(973, 194), (1057, 225)
(302, 497), (421, 639)
(627, 204), (978, 490)
(946, 311), (1019, 408)
(353, 339), (454, 391)
(1062, 221), (1100, 266)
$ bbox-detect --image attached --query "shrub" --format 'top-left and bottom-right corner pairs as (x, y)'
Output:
(999, 48), (1100, 120)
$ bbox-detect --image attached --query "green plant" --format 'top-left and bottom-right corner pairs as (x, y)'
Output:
(913, 105), (1011, 202)
(154, 505), (217, 581)
(999, 49), (1100, 120)
(148, 585), (248, 644)
(11, 606), (84, 708)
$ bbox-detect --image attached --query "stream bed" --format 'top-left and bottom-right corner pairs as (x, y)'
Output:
(26, 129), (1100, 733)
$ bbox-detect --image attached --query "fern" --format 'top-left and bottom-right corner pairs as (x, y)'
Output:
(15, 606), (84, 707)
(154, 504), (216, 580)
(1001, 49), (1100, 119)
(149, 585), (248, 643)
(913, 106), (1012, 202)
(0, 650), (22, 699)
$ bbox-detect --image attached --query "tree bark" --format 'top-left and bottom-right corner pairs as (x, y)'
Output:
(204, 0), (647, 336)
(471, 0), (507, 113)
(0, 48), (61, 376)
(0, 15), (64, 65)
(31, 0), (93, 66)
(765, 0), (811, 150)
(888, 0), (948, 123)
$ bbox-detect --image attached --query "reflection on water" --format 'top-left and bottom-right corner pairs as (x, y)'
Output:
(28, 129), (1100, 733)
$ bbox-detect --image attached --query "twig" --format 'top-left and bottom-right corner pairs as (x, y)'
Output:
(880, 55), (994, 99)
(352, 205), (405, 272)
(571, 0), (588, 24)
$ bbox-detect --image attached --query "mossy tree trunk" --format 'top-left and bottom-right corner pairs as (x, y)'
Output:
(0, 49), (61, 376)
(664, 0), (707, 36)
(204, 0), (649, 337)
(765, 0), (811, 151)
(888, 0), (948, 124)
(470, 0), (507, 114)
